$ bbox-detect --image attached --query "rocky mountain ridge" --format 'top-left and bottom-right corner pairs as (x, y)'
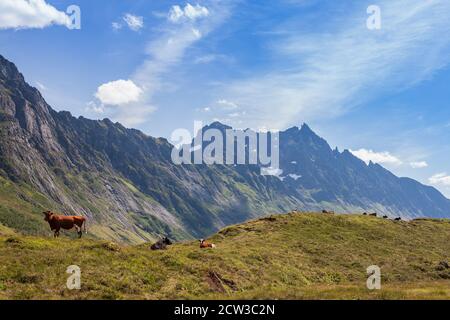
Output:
(0, 54), (449, 243)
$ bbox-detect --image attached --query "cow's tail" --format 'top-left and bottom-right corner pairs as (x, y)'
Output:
(83, 218), (87, 234)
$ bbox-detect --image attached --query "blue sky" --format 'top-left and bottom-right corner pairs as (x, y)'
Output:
(1, 0), (450, 197)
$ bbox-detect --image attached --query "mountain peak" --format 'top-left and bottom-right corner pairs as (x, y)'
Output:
(204, 121), (232, 132)
(300, 123), (313, 132)
(284, 125), (300, 134)
(0, 55), (24, 82)
(299, 123), (321, 140)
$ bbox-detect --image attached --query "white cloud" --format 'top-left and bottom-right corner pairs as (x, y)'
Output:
(112, 22), (122, 31)
(217, 99), (238, 110)
(95, 1), (230, 126)
(212, 0), (450, 129)
(191, 28), (202, 39)
(410, 161), (428, 169)
(168, 5), (184, 22)
(123, 14), (143, 31)
(113, 105), (156, 127)
(194, 54), (230, 64)
(168, 3), (209, 23)
(350, 149), (402, 166)
(184, 3), (209, 20)
(0, 0), (71, 29)
(429, 173), (450, 187)
(85, 101), (104, 114)
(95, 80), (143, 106)
(35, 81), (47, 91)
(124, 1), (231, 126)
(112, 14), (144, 32)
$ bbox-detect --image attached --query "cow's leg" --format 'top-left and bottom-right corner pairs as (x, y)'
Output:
(74, 224), (82, 238)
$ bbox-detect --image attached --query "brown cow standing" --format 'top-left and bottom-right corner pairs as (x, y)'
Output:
(199, 239), (216, 249)
(43, 211), (87, 238)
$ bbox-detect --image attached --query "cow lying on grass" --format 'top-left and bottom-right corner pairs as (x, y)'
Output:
(43, 211), (87, 238)
(151, 236), (172, 250)
(199, 239), (216, 249)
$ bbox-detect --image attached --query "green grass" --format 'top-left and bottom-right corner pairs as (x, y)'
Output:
(0, 212), (449, 300)
(0, 176), (54, 235)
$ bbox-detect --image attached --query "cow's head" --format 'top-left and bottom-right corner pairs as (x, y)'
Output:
(162, 236), (172, 245)
(43, 210), (53, 221)
(199, 239), (204, 244)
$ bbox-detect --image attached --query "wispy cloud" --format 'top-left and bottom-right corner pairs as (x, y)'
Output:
(410, 161), (428, 169)
(217, 99), (239, 110)
(350, 148), (403, 166)
(123, 14), (144, 31)
(35, 81), (47, 91)
(94, 2), (232, 126)
(429, 173), (450, 186)
(85, 101), (104, 114)
(0, 0), (71, 29)
(194, 53), (232, 64)
(428, 173), (450, 198)
(112, 13), (144, 32)
(112, 22), (122, 31)
(168, 3), (210, 23)
(210, 0), (450, 130)
(108, 1), (233, 126)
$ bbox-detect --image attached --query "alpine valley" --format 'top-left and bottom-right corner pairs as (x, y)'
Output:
(0, 54), (449, 243)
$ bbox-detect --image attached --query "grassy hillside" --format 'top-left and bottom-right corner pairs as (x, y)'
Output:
(0, 212), (450, 300)
(0, 174), (192, 244)
(0, 176), (55, 236)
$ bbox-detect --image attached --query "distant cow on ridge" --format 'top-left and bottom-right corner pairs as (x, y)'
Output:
(43, 211), (86, 238)
(199, 239), (216, 249)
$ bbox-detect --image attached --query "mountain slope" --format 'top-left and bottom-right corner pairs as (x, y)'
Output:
(0, 55), (301, 241)
(0, 54), (449, 243)
(1, 212), (450, 300)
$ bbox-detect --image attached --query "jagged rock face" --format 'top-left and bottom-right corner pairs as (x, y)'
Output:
(0, 54), (449, 243)
(278, 126), (450, 217)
